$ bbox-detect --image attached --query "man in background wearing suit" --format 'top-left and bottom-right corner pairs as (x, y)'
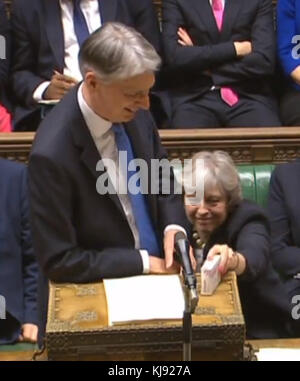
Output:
(11, 0), (161, 131)
(162, 0), (281, 128)
(0, 0), (12, 131)
(0, 159), (38, 344)
(268, 161), (300, 312)
(29, 23), (190, 345)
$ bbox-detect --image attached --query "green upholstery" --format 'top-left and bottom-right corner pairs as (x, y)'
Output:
(0, 343), (37, 352)
(172, 163), (275, 209)
(237, 164), (275, 208)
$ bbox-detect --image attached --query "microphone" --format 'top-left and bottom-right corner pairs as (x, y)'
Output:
(174, 231), (198, 311)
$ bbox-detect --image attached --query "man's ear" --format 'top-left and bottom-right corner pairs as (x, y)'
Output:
(84, 71), (101, 91)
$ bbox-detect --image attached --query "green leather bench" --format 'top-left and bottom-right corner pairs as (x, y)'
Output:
(238, 164), (275, 208)
(173, 164), (275, 209)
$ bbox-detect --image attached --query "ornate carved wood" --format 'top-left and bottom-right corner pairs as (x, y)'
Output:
(1, 127), (300, 165)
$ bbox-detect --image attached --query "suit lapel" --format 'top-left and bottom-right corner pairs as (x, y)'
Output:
(71, 96), (126, 218)
(220, 0), (243, 41)
(190, 0), (220, 41)
(99, 0), (118, 23)
(43, 0), (65, 70)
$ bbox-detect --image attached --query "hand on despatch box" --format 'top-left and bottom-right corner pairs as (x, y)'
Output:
(206, 244), (246, 276)
(149, 256), (180, 274)
(163, 229), (196, 270)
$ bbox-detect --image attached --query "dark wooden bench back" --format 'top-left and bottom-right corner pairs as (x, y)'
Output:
(1, 127), (300, 165)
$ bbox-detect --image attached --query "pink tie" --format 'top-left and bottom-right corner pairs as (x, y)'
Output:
(212, 0), (239, 107)
(0, 104), (11, 132)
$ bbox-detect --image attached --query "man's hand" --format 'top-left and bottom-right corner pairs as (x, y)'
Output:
(206, 244), (245, 275)
(149, 256), (180, 274)
(234, 41), (252, 57)
(291, 66), (300, 85)
(164, 229), (196, 270)
(19, 323), (38, 343)
(177, 27), (194, 46)
(44, 71), (78, 100)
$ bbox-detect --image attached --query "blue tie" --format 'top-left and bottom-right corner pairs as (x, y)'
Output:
(73, 0), (90, 47)
(112, 124), (160, 256)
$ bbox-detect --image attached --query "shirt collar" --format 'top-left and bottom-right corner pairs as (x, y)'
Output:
(77, 82), (112, 140)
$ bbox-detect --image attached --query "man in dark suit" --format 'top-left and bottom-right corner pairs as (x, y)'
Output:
(268, 161), (300, 310)
(28, 23), (190, 345)
(0, 0), (12, 132)
(10, 0), (162, 131)
(162, 0), (281, 128)
(0, 159), (38, 344)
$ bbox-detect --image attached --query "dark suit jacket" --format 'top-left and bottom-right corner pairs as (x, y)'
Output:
(202, 200), (291, 339)
(162, 0), (277, 111)
(0, 159), (38, 343)
(10, 0), (162, 131)
(0, 0), (13, 113)
(0, 0), (9, 88)
(28, 85), (189, 343)
(268, 160), (300, 300)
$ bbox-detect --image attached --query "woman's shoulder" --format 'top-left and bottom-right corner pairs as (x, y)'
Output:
(229, 200), (269, 230)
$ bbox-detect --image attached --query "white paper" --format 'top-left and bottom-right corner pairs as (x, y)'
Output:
(256, 348), (300, 361)
(103, 274), (185, 326)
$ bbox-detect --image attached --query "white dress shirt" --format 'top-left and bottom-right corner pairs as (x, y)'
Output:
(209, 0), (225, 7)
(33, 0), (101, 101)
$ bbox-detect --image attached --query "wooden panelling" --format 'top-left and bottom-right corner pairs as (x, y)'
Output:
(1, 127), (300, 165)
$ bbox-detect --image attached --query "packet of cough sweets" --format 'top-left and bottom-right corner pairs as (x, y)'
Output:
(201, 255), (221, 295)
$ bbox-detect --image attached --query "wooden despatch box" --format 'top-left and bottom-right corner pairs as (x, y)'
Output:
(46, 272), (246, 361)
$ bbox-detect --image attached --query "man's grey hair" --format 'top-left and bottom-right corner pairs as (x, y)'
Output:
(79, 22), (161, 82)
(186, 151), (243, 210)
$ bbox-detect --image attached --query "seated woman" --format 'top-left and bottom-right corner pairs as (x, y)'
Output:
(183, 151), (293, 339)
(0, 159), (38, 344)
(268, 160), (300, 309)
(277, 0), (300, 125)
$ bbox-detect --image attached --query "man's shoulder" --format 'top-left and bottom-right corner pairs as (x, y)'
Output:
(0, 158), (25, 176)
(12, 0), (44, 12)
(273, 160), (300, 181)
(134, 109), (157, 130)
(229, 200), (269, 231)
(31, 92), (84, 166)
(0, 159), (26, 193)
(31, 122), (73, 165)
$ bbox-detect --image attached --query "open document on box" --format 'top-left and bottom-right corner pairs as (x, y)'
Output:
(103, 274), (185, 326)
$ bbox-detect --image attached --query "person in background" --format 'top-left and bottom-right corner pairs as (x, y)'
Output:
(181, 151), (293, 338)
(10, 0), (162, 131)
(162, 0), (281, 128)
(0, 159), (38, 344)
(0, 0), (12, 132)
(277, 0), (300, 125)
(268, 160), (300, 318)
